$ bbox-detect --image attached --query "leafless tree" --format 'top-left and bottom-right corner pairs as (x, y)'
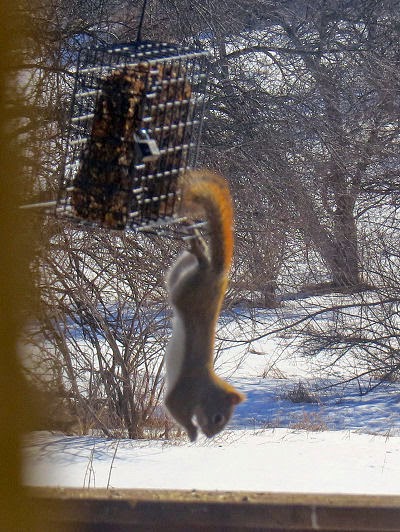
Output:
(172, 0), (400, 388)
(171, 1), (400, 293)
(18, 0), (180, 437)
(19, 0), (400, 427)
(24, 224), (173, 437)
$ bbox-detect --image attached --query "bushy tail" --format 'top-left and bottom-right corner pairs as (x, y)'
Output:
(180, 170), (233, 274)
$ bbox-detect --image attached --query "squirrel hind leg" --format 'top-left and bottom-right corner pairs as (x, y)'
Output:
(189, 232), (209, 267)
(167, 251), (197, 293)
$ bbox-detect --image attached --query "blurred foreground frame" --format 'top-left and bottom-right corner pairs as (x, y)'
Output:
(0, 1), (45, 530)
(28, 488), (400, 531)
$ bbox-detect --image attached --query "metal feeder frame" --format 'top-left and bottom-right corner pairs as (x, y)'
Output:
(56, 40), (209, 233)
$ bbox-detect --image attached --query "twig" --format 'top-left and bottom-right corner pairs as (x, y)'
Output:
(107, 439), (120, 490)
(83, 441), (96, 489)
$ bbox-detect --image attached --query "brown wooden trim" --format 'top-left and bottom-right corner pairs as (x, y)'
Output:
(29, 488), (400, 531)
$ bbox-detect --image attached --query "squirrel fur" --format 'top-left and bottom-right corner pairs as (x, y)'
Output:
(164, 170), (245, 441)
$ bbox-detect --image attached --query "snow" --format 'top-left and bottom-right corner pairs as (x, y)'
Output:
(23, 302), (400, 495)
(24, 429), (400, 495)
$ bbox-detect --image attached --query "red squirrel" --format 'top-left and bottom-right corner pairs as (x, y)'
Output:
(164, 170), (245, 441)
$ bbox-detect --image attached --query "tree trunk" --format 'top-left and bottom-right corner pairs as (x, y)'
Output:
(292, 182), (361, 290)
(330, 194), (360, 288)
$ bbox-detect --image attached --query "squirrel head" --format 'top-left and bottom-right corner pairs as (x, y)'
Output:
(193, 379), (245, 439)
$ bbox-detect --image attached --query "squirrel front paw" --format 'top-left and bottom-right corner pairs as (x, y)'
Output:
(186, 422), (198, 442)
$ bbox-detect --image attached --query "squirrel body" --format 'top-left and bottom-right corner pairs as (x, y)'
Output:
(164, 170), (245, 441)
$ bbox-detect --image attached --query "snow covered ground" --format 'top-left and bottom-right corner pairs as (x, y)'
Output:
(24, 428), (400, 494)
(23, 302), (400, 495)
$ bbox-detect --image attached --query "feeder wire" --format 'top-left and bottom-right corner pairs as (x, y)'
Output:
(136, 0), (149, 42)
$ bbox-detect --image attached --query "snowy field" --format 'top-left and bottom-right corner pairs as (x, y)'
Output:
(23, 301), (400, 495)
(24, 428), (400, 495)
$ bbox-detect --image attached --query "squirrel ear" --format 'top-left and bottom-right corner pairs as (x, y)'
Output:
(228, 391), (245, 405)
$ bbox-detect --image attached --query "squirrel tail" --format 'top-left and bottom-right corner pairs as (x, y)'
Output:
(180, 170), (233, 274)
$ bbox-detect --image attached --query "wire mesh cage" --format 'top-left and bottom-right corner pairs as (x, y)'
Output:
(56, 41), (209, 231)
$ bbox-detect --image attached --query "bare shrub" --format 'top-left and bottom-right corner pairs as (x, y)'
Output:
(282, 382), (321, 405)
(259, 364), (287, 380)
(289, 412), (328, 432)
(24, 226), (174, 439)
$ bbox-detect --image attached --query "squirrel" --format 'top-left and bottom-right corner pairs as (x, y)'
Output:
(164, 169), (245, 441)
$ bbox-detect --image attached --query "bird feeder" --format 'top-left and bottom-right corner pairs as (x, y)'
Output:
(56, 41), (209, 231)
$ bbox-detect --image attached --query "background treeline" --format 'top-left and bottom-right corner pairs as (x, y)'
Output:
(16, 0), (400, 437)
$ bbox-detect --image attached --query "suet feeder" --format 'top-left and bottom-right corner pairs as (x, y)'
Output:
(55, 40), (209, 231)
